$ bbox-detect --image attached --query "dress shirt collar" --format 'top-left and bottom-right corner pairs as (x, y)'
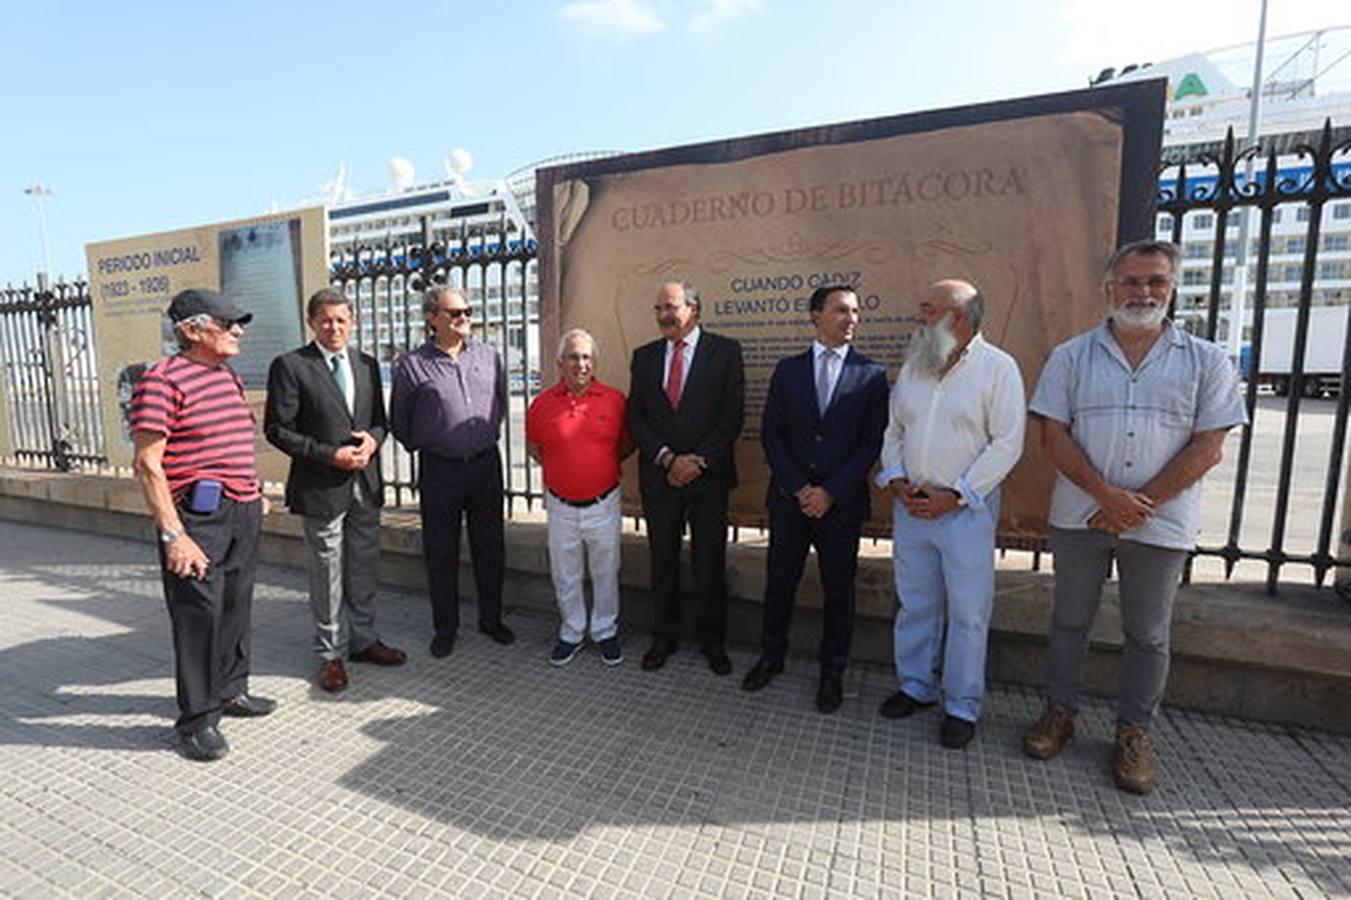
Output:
(669, 325), (701, 353)
(1095, 318), (1185, 369)
(936, 332), (985, 379)
(812, 341), (850, 362)
(313, 342), (348, 366)
(429, 335), (480, 359)
(1097, 317), (1186, 350)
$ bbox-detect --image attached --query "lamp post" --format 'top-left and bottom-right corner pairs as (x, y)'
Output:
(21, 184), (72, 469)
(22, 184), (53, 291)
(1228, 0), (1269, 365)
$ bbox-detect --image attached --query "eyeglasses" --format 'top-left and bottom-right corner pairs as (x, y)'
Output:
(439, 306), (473, 319)
(1112, 276), (1174, 291)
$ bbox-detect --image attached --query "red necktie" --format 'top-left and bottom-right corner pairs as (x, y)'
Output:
(666, 340), (685, 409)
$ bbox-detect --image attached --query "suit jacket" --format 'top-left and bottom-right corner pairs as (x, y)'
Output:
(761, 346), (889, 523)
(627, 330), (745, 500)
(264, 343), (387, 518)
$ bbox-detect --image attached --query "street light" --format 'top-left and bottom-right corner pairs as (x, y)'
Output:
(22, 184), (53, 291)
(1228, 0), (1270, 365)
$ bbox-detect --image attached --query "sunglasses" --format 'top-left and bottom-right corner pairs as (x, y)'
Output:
(439, 306), (473, 320)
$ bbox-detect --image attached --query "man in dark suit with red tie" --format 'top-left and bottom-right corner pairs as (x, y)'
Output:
(265, 289), (406, 694)
(627, 281), (745, 675)
(741, 284), (889, 712)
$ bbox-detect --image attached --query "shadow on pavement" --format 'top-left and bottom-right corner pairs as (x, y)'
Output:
(2, 519), (1349, 896)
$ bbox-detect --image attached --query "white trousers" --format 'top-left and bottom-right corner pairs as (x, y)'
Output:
(546, 490), (622, 643)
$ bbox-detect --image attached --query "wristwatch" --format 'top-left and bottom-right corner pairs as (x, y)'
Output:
(160, 528), (184, 544)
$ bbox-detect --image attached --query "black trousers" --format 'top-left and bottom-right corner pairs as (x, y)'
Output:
(418, 448), (505, 639)
(760, 491), (861, 673)
(160, 496), (262, 735)
(643, 484), (729, 649)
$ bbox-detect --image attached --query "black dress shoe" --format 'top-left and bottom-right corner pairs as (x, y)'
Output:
(430, 634), (456, 658)
(878, 690), (936, 719)
(221, 693), (277, 718)
(941, 715), (977, 749)
(702, 647), (733, 676)
(641, 639), (678, 671)
(479, 621), (516, 645)
(816, 670), (844, 714)
(741, 658), (784, 692)
(177, 726), (229, 762)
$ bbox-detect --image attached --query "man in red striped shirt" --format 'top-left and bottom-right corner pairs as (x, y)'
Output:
(131, 289), (276, 762)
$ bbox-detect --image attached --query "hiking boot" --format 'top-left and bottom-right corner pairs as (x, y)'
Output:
(1113, 726), (1156, 795)
(1022, 704), (1075, 760)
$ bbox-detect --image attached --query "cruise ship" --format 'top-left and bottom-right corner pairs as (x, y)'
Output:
(322, 152), (620, 380)
(321, 30), (1351, 390)
(1103, 26), (1351, 393)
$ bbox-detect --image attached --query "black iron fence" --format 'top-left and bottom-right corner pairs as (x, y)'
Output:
(2, 131), (1350, 594)
(327, 218), (543, 512)
(1157, 122), (1351, 592)
(0, 280), (105, 470)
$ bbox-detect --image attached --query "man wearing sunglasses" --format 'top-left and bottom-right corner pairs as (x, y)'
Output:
(1023, 239), (1245, 794)
(390, 286), (515, 658)
(130, 289), (275, 762)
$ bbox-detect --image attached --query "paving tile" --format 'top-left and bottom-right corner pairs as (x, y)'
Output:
(1, 519), (1350, 899)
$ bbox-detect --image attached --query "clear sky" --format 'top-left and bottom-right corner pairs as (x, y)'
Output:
(2, 0), (1346, 284)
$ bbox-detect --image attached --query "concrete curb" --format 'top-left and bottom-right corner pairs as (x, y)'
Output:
(1, 466), (1347, 732)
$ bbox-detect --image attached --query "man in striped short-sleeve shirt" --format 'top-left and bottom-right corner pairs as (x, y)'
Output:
(130, 289), (277, 762)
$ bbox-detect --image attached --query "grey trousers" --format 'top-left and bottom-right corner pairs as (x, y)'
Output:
(303, 494), (382, 660)
(1046, 527), (1189, 728)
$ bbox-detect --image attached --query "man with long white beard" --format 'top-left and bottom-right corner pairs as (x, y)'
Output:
(875, 279), (1025, 749)
(1022, 240), (1244, 794)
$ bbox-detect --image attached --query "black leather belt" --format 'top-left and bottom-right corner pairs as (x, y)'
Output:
(549, 485), (617, 508)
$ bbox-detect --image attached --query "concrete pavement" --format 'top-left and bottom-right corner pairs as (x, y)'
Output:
(1, 519), (1348, 899)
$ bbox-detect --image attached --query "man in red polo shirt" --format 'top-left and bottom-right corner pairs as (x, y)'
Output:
(527, 328), (634, 666)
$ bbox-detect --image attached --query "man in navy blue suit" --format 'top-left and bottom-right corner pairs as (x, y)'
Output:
(742, 284), (890, 712)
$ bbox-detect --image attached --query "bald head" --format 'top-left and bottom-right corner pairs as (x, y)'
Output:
(921, 279), (984, 333)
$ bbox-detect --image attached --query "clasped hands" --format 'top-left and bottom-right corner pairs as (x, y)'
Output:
(794, 485), (834, 518)
(1087, 486), (1155, 534)
(889, 477), (961, 520)
(666, 453), (707, 487)
(332, 431), (378, 471)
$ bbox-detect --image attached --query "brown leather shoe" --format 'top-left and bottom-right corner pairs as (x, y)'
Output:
(350, 641), (407, 666)
(1022, 704), (1075, 760)
(1113, 726), (1157, 795)
(318, 659), (348, 693)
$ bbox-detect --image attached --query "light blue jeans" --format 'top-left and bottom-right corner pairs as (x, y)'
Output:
(891, 490), (1000, 723)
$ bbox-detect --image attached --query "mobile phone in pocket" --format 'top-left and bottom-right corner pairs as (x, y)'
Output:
(186, 479), (223, 514)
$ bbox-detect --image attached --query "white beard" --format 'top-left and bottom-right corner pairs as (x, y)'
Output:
(1112, 302), (1168, 331)
(910, 312), (958, 375)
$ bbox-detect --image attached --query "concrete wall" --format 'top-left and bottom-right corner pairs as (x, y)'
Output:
(1, 467), (1347, 733)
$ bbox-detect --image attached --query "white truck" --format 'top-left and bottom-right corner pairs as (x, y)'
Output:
(1246, 305), (1348, 399)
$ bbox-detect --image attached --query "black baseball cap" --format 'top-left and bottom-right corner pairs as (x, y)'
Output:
(166, 289), (253, 325)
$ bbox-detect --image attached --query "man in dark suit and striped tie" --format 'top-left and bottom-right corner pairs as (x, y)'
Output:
(741, 284), (889, 712)
(627, 281), (745, 675)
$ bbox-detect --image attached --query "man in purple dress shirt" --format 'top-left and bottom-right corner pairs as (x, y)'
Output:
(390, 286), (516, 658)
